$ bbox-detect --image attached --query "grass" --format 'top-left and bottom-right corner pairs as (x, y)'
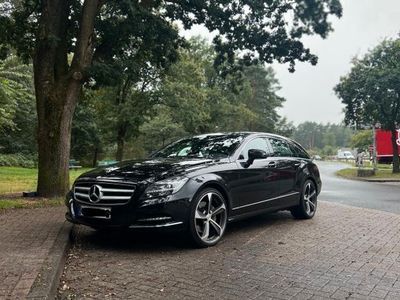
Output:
(336, 167), (400, 180)
(0, 167), (91, 194)
(0, 198), (64, 210)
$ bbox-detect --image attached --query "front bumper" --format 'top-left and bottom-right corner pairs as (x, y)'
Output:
(65, 196), (190, 231)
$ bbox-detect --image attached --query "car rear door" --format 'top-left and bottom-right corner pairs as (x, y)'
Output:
(266, 137), (301, 208)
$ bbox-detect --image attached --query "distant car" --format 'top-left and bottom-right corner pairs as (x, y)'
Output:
(337, 150), (355, 160)
(65, 132), (322, 247)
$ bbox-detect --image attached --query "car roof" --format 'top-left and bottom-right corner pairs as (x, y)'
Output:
(192, 132), (290, 140)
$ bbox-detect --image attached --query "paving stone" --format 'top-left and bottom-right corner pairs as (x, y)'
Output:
(58, 202), (400, 299)
(0, 207), (65, 299)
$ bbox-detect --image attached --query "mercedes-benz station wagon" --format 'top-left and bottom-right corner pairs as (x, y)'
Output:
(66, 132), (321, 247)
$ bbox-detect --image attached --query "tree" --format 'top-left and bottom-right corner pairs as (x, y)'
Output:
(292, 122), (323, 149)
(97, 64), (165, 162)
(161, 38), (284, 135)
(71, 90), (103, 167)
(291, 122), (353, 151)
(0, 0), (342, 196)
(274, 117), (295, 137)
(335, 38), (400, 173)
(0, 55), (36, 154)
(140, 106), (187, 153)
(0, 55), (34, 133)
(350, 130), (372, 152)
(240, 65), (284, 131)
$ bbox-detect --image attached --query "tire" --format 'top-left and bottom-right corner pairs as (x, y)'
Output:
(291, 179), (318, 219)
(188, 188), (228, 248)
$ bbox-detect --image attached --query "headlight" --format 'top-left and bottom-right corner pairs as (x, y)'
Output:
(143, 177), (189, 199)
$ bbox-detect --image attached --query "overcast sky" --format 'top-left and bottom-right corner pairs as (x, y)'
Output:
(183, 0), (400, 125)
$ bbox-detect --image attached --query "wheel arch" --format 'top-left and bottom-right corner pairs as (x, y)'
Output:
(191, 178), (232, 216)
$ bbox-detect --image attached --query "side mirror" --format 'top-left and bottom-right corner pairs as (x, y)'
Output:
(244, 149), (268, 167)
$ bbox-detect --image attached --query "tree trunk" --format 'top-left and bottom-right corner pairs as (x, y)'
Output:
(35, 86), (80, 196)
(92, 146), (99, 168)
(34, 0), (102, 197)
(116, 123), (128, 161)
(390, 129), (400, 173)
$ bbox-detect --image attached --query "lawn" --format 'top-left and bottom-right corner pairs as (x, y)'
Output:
(0, 167), (91, 194)
(336, 167), (400, 180)
(0, 198), (64, 210)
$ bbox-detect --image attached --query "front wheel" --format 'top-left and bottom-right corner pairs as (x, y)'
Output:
(188, 188), (228, 247)
(291, 179), (318, 219)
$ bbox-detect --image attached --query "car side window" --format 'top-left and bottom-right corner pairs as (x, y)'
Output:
(239, 138), (269, 160)
(268, 138), (293, 157)
(289, 143), (310, 159)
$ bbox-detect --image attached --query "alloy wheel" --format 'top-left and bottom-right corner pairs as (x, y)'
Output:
(303, 182), (317, 215)
(194, 192), (227, 244)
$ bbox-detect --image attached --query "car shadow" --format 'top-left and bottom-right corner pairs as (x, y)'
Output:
(70, 210), (296, 253)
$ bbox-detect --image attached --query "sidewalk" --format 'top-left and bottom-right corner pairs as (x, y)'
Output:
(0, 206), (69, 299)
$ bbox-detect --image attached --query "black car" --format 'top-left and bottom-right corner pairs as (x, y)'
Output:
(66, 132), (321, 247)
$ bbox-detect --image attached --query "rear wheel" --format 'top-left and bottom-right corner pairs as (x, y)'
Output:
(291, 179), (317, 219)
(189, 188), (228, 247)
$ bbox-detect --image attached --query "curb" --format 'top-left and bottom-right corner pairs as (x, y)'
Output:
(27, 221), (73, 299)
(358, 178), (400, 182)
(336, 174), (400, 183)
(335, 170), (400, 183)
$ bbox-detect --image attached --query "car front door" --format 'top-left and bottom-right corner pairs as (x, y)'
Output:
(231, 137), (281, 213)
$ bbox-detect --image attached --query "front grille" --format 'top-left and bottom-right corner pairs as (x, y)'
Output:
(73, 181), (135, 206)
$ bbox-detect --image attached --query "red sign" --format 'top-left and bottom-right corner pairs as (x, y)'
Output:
(375, 129), (400, 159)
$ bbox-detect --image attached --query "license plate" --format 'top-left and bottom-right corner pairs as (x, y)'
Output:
(80, 206), (111, 219)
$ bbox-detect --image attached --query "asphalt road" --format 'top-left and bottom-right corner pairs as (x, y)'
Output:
(317, 161), (400, 214)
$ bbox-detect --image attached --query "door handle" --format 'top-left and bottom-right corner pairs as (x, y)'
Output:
(267, 161), (276, 168)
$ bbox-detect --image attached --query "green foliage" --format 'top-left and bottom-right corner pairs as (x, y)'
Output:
(71, 91), (103, 166)
(274, 117), (295, 137)
(350, 130), (373, 151)
(140, 107), (187, 153)
(0, 198), (64, 210)
(335, 38), (400, 172)
(321, 145), (336, 156)
(335, 38), (400, 130)
(290, 121), (354, 159)
(1, 0), (342, 71)
(0, 153), (36, 168)
(240, 65), (284, 131)
(0, 55), (34, 134)
(160, 38), (285, 135)
(70, 38), (290, 160)
(0, 55), (36, 155)
(291, 122), (353, 150)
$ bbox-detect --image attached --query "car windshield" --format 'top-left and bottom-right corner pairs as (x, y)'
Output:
(151, 134), (247, 159)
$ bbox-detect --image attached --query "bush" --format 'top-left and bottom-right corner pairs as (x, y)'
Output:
(0, 153), (37, 168)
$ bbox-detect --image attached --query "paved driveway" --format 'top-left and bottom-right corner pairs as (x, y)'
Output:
(58, 202), (400, 299)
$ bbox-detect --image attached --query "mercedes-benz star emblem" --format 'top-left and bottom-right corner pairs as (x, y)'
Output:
(89, 185), (102, 203)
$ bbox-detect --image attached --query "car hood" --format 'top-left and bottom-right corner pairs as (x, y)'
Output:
(76, 157), (227, 184)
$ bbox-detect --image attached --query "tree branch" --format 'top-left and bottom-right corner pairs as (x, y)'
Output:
(70, 0), (103, 80)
